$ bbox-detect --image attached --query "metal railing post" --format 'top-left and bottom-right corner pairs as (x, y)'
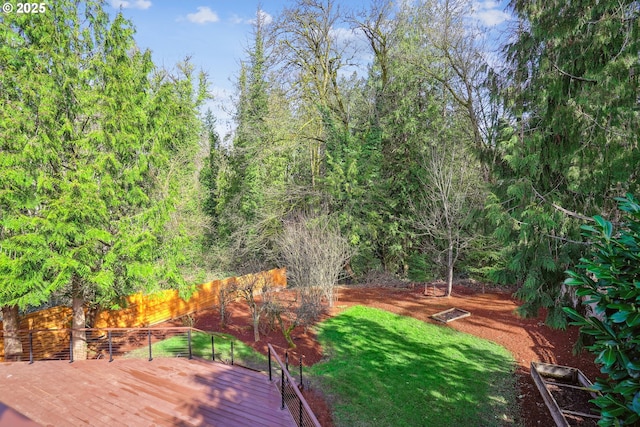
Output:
(299, 354), (303, 385)
(230, 340), (234, 365)
(211, 335), (215, 361)
(69, 330), (74, 363)
(281, 366), (285, 410)
(148, 329), (153, 361)
(268, 346), (272, 382)
(29, 332), (33, 364)
(285, 351), (289, 372)
(187, 329), (193, 359)
(108, 330), (113, 362)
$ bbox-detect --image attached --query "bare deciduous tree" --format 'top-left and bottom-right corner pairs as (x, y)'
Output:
(235, 269), (269, 342)
(217, 281), (237, 329)
(278, 214), (352, 308)
(262, 288), (323, 348)
(414, 141), (485, 297)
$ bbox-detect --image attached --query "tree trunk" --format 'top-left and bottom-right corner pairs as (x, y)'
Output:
(252, 314), (260, 342)
(325, 286), (335, 308)
(71, 275), (87, 360)
(446, 244), (454, 297)
(219, 302), (227, 329)
(2, 305), (23, 361)
(344, 260), (356, 284)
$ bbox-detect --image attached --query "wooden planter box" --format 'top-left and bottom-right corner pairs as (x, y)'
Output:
(530, 361), (601, 426)
(430, 308), (471, 323)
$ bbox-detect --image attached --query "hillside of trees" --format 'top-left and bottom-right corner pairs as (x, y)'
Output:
(1, 0), (639, 338)
(202, 0), (639, 329)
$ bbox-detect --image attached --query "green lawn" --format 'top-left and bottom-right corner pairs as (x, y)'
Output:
(309, 306), (520, 427)
(125, 331), (267, 370)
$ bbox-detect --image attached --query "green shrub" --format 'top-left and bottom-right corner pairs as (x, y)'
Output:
(563, 193), (640, 426)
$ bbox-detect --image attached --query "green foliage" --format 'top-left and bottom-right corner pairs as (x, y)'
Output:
(563, 194), (640, 426)
(486, 0), (640, 325)
(459, 234), (503, 283)
(310, 306), (519, 426)
(407, 252), (432, 282)
(206, 13), (292, 269)
(0, 1), (206, 316)
(322, 107), (382, 269)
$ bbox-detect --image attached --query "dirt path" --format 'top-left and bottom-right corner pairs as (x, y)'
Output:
(190, 284), (600, 426)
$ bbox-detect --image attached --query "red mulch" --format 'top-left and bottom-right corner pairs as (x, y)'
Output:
(184, 283), (601, 427)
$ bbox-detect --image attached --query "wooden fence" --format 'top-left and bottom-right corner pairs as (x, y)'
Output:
(0, 268), (286, 359)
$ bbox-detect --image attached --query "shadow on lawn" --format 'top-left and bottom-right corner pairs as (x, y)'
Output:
(310, 305), (519, 427)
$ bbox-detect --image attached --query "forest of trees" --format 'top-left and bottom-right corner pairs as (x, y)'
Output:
(1, 0), (639, 346)
(203, 0), (640, 328)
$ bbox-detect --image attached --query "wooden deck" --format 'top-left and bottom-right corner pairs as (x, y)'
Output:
(0, 358), (296, 426)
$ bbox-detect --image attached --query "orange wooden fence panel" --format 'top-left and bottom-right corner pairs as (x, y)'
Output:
(0, 268), (287, 359)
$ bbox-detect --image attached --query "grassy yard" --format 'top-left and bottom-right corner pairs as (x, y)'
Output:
(124, 331), (267, 370)
(309, 306), (520, 427)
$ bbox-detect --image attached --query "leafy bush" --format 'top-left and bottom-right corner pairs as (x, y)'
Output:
(563, 194), (640, 426)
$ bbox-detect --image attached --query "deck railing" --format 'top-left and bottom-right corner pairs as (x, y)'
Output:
(268, 343), (321, 427)
(0, 327), (264, 370)
(1, 328), (322, 425)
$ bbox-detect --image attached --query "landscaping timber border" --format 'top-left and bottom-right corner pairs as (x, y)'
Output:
(530, 361), (601, 427)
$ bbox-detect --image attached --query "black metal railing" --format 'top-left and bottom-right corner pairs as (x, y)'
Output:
(0, 327), (260, 369)
(267, 343), (321, 427)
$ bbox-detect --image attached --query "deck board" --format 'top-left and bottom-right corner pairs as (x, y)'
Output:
(0, 358), (295, 427)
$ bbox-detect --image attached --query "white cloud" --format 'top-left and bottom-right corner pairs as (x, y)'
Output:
(475, 9), (511, 26)
(240, 10), (273, 25)
(248, 10), (273, 26)
(472, 1), (511, 27)
(475, 0), (501, 9)
(187, 7), (220, 25)
(230, 14), (244, 25)
(110, 0), (151, 10)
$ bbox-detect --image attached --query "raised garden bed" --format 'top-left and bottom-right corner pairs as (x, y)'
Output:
(430, 307), (471, 323)
(530, 361), (600, 426)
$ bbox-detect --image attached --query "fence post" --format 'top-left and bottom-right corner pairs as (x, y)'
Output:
(108, 331), (113, 362)
(69, 330), (74, 363)
(211, 335), (215, 361)
(188, 329), (193, 360)
(230, 340), (234, 365)
(285, 351), (289, 372)
(148, 329), (153, 361)
(29, 332), (33, 364)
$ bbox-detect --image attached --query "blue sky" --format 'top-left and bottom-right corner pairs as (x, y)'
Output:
(108, 0), (512, 138)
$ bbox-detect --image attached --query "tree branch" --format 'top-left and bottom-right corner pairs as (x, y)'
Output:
(552, 63), (597, 84)
(531, 186), (594, 222)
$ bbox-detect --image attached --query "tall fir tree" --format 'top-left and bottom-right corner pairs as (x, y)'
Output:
(487, 0), (640, 326)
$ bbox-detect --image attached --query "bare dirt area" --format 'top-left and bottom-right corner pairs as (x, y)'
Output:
(186, 282), (601, 427)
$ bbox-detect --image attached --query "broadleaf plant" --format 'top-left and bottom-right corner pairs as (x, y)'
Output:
(563, 193), (640, 426)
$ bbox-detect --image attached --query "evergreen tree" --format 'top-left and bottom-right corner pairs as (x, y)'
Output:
(209, 8), (291, 268)
(200, 109), (224, 241)
(0, 1), (206, 356)
(487, 0), (640, 326)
